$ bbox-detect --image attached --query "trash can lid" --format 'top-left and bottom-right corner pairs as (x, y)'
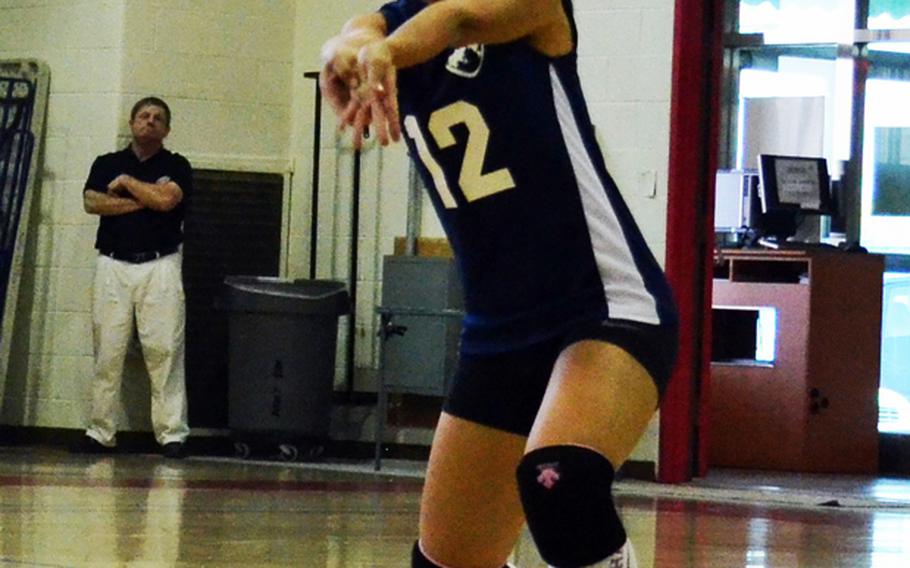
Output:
(222, 276), (350, 315)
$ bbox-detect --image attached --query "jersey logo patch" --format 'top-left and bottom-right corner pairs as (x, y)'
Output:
(446, 45), (485, 78)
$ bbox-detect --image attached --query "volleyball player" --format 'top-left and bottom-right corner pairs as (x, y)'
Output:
(320, 1), (679, 566)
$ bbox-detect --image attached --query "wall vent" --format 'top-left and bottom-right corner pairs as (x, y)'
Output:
(183, 169), (283, 427)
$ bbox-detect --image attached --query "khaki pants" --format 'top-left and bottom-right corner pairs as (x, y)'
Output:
(86, 252), (189, 447)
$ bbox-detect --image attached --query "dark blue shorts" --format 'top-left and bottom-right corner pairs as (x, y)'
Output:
(442, 319), (678, 436)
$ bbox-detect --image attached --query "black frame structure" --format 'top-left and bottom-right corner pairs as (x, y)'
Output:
(0, 60), (49, 386)
(303, 71), (359, 394)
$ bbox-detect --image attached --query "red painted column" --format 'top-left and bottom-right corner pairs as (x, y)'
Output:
(658, 0), (723, 483)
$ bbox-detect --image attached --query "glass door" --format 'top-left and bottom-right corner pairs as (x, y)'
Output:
(860, 44), (910, 256)
(862, 42), (910, 435)
(726, 1), (910, 449)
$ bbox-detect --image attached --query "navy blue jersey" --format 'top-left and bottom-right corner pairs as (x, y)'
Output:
(380, 0), (677, 353)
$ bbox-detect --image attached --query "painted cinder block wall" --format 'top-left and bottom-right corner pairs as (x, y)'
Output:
(0, 0), (297, 431)
(0, 0), (674, 463)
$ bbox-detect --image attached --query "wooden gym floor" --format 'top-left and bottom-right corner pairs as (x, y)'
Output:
(1, 447), (909, 567)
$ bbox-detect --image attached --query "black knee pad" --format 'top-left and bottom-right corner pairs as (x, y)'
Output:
(516, 445), (626, 567)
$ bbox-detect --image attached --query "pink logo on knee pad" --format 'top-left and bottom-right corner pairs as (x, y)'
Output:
(536, 464), (561, 490)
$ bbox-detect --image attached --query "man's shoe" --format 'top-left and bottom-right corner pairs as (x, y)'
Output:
(70, 435), (114, 454)
(162, 442), (186, 459)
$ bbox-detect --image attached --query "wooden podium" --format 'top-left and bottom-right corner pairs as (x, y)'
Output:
(709, 248), (884, 474)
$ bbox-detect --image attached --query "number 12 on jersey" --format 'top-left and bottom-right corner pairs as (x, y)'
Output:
(404, 101), (516, 209)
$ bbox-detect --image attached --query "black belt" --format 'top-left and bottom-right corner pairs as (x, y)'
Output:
(100, 246), (178, 264)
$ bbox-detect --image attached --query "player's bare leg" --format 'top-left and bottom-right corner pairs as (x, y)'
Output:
(519, 340), (658, 567)
(417, 412), (527, 568)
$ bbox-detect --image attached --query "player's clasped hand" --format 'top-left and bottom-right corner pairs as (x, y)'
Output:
(320, 38), (401, 150)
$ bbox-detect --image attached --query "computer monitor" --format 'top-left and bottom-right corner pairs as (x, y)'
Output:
(714, 170), (762, 247)
(756, 154), (835, 244)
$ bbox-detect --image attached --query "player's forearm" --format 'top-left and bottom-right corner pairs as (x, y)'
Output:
(385, 0), (562, 69)
(83, 189), (145, 216)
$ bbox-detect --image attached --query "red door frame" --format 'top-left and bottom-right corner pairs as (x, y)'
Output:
(659, 0), (724, 483)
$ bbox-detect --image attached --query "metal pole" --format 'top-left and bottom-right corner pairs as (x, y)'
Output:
(404, 161), (422, 255)
(304, 71), (359, 395)
(842, 0), (871, 246)
(374, 312), (391, 471)
(347, 149), (361, 393)
(304, 71), (322, 279)
(845, 44), (868, 247)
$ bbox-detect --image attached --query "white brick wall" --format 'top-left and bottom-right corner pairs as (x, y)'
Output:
(120, 0), (296, 169)
(1, 0), (675, 464)
(575, 0), (675, 263)
(0, 0), (126, 429)
(573, 0), (675, 465)
(0, 0), (297, 430)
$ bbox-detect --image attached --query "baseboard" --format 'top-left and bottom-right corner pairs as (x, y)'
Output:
(0, 425), (430, 462)
(1, 425), (653, 479)
(617, 460), (656, 482)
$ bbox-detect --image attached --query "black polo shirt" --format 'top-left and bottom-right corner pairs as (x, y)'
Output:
(84, 146), (193, 254)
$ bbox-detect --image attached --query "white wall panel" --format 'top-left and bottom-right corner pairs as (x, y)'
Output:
(0, 0), (676, 467)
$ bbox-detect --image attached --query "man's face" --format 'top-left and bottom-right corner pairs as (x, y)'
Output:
(129, 104), (170, 144)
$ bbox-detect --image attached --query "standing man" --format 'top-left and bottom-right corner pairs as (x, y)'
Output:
(76, 96), (192, 459)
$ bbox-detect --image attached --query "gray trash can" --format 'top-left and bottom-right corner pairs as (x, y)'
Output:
(222, 276), (349, 461)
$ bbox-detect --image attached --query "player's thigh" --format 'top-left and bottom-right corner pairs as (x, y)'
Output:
(526, 340), (659, 468)
(420, 412), (528, 568)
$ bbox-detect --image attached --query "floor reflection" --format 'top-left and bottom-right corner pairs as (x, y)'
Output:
(0, 448), (908, 567)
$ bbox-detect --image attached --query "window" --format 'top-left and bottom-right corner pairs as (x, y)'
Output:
(880, 273), (910, 434)
(733, 46), (850, 170)
(870, 0), (910, 29)
(861, 44), (910, 254)
(739, 0), (855, 43)
(723, 0), (910, 439)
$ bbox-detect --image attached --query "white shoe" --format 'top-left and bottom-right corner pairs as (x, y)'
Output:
(547, 539), (638, 568)
(601, 539), (637, 568)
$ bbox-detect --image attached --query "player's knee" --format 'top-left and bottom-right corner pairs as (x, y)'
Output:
(516, 445), (626, 567)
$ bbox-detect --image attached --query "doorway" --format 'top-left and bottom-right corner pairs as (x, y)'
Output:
(715, 0), (910, 474)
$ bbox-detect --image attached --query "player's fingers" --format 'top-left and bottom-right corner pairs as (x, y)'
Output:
(340, 98), (361, 130)
(362, 48), (399, 144)
(322, 79), (351, 115)
(331, 54), (361, 92)
(371, 100), (390, 146)
(384, 73), (401, 142)
(361, 49), (392, 99)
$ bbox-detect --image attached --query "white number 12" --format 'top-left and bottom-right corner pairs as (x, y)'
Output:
(404, 101), (515, 208)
